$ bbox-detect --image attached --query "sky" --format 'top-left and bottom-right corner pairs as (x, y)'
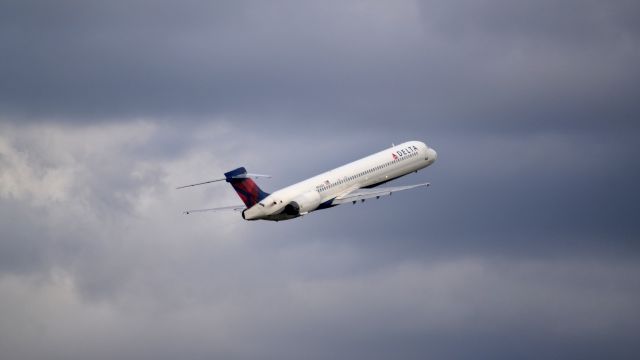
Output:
(1, 1), (640, 359)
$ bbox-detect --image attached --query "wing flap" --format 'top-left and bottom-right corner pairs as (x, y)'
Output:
(332, 183), (430, 205)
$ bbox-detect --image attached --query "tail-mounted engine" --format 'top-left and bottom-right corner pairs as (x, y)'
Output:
(283, 191), (322, 216)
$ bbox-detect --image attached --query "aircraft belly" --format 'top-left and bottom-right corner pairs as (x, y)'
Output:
(262, 213), (300, 221)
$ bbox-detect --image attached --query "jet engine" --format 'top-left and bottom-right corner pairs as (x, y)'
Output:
(283, 191), (322, 216)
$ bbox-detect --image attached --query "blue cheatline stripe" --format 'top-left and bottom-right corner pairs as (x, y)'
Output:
(257, 189), (269, 201)
(317, 199), (336, 210)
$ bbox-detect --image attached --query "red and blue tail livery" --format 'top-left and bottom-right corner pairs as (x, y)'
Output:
(224, 167), (270, 207)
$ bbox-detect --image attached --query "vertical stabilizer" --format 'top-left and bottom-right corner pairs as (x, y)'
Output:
(224, 167), (270, 207)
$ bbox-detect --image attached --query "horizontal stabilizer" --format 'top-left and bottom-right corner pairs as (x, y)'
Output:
(183, 205), (245, 214)
(241, 173), (272, 179)
(176, 172), (271, 189)
(176, 177), (226, 189)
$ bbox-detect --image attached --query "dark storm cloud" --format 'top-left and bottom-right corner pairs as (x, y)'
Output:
(1, 0), (639, 134)
(1, 1), (640, 359)
(415, 0), (640, 131)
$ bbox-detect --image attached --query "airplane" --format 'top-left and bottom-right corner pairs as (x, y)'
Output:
(177, 140), (437, 221)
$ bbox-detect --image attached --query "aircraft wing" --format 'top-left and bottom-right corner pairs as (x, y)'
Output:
(332, 183), (430, 205)
(183, 205), (245, 214)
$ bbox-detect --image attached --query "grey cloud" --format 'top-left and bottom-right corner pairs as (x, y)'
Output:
(1, 1), (640, 359)
(1, 0), (638, 134)
(1, 255), (639, 360)
(1, 119), (640, 359)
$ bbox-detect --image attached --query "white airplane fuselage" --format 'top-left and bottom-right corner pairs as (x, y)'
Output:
(242, 141), (437, 221)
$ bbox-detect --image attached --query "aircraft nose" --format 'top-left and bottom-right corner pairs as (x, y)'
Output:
(426, 147), (437, 163)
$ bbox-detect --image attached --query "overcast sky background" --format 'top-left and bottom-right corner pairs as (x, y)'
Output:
(1, 1), (640, 359)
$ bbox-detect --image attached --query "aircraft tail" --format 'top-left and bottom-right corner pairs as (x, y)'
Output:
(224, 167), (270, 207)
